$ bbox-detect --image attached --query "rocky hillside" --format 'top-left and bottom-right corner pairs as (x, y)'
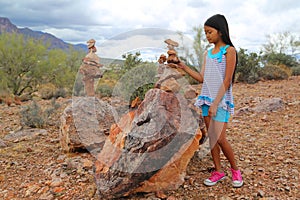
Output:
(0, 17), (85, 51)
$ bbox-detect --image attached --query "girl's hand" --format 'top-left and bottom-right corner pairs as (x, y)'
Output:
(208, 103), (217, 117)
(177, 61), (186, 70)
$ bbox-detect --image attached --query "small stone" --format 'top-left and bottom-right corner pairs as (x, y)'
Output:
(258, 167), (265, 172)
(25, 184), (40, 197)
(277, 156), (284, 160)
(156, 191), (167, 199)
(50, 178), (63, 187)
(19, 167), (26, 171)
(56, 155), (66, 163)
(285, 186), (290, 192)
(220, 195), (232, 200)
(188, 177), (195, 185)
(82, 158), (93, 169)
(284, 158), (294, 164)
(261, 115), (268, 122)
(0, 175), (5, 182)
(52, 187), (64, 193)
(257, 189), (265, 197)
(167, 196), (177, 200)
(39, 192), (54, 200)
(86, 185), (97, 198)
(0, 139), (7, 148)
(243, 168), (253, 175)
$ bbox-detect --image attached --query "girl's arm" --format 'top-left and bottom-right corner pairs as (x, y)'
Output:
(177, 51), (206, 83)
(208, 46), (236, 116)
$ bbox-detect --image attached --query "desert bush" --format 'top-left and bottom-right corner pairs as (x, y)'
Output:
(38, 84), (67, 99)
(20, 98), (60, 128)
(259, 64), (290, 80)
(38, 83), (56, 100)
(97, 84), (113, 97)
(261, 52), (298, 68)
(53, 88), (67, 98)
(236, 48), (262, 84)
(291, 66), (300, 76)
(73, 74), (85, 96)
(130, 83), (154, 102)
(113, 62), (157, 102)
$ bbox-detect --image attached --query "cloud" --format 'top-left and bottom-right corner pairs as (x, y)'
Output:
(2, 0), (85, 26)
(96, 28), (194, 60)
(0, 0), (299, 56)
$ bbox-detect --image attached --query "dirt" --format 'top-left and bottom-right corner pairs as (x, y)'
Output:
(0, 76), (299, 200)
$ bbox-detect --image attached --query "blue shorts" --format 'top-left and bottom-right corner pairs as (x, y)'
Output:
(201, 104), (230, 123)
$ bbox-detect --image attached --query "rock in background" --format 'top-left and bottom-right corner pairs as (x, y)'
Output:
(235, 97), (285, 115)
(94, 88), (201, 199)
(59, 97), (115, 153)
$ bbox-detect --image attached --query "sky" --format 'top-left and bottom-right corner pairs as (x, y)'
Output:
(0, 0), (299, 61)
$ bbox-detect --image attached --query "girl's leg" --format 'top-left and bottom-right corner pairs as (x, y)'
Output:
(204, 116), (222, 172)
(214, 120), (238, 170)
(204, 116), (243, 187)
(214, 120), (243, 187)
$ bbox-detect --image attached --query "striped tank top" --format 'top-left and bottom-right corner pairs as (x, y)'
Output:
(194, 45), (234, 114)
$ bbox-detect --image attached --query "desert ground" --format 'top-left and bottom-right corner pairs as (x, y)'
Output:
(0, 76), (299, 200)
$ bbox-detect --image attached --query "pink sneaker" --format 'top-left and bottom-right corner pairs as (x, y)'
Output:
(231, 168), (243, 188)
(204, 171), (225, 186)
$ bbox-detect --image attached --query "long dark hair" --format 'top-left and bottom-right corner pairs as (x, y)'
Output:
(204, 14), (237, 84)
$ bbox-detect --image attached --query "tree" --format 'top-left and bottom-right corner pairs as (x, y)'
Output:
(0, 33), (48, 95)
(44, 48), (83, 92)
(177, 27), (209, 85)
(261, 31), (300, 75)
(177, 26), (209, 68)
(0, 32), (85, 97)
(191, 26), (210, 68)
(262, 31), (300, 55)
(122, 52), (142, 71)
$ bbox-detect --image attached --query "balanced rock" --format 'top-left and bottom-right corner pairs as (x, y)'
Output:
(155, 65), (183, 93)
(160, 77), (181, 93)
(184, 85), (198, 99)
(94, 88), (201, 199)
(59, 97), (115, 153)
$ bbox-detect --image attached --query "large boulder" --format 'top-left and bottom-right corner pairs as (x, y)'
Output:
(252, 97), (285, 112)
(94, 88), (201, 199)
(59, 97), (115, 153)
(235, 97), (285, 115)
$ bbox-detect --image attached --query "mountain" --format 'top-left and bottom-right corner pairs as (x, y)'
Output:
(0, 17), (126, 66)
(0, 17), (86, 51)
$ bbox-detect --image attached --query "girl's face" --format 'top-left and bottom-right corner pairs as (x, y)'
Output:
(204, 25), (221, 44)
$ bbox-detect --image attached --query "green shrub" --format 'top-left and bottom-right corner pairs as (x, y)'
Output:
(291, 66), (300, 76)
(20, 98), (60, 128)
(97, 84), (113, 97)
(130, 83), (154, 102)
(113, 63), (157, 101)
(236, 48), (262, 84)
(38, 83), (56, 100)
(54, 88), (67, 98)
(259, 64), (290, 80)
(73, 74), (85, 96)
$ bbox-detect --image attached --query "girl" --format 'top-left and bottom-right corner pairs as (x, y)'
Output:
(178, 14), (243, 188)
